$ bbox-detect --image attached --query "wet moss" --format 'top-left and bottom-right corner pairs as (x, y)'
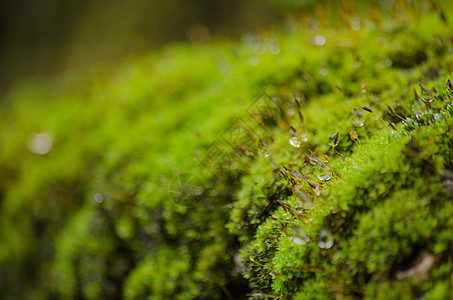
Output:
(1, 1), (453, 299)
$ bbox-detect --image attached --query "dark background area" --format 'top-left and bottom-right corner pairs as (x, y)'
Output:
(0, 0), (307, 94)
(0, 0), (415, 95)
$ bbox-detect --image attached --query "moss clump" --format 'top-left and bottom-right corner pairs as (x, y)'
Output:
(1, 1), (453, 299)
(237, 85), (453, 298)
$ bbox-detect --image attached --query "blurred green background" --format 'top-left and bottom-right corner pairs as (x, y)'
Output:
(0, 0), (402, 93)
(0, 0), (292, 93)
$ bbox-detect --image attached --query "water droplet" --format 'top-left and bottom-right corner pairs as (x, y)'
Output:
(300, 132), (309, 142)
(27, 132), (53, 155)
(316, 161), (332, 181)
(257, 139), (270, 157)
(317, 229), (334, 249)
(329, 132), (339, 147)
(289, 126), (302, 148)
(293, 226), (310, 245)
(352, 108), (365, 127)
(94, 193), (104, 203)
(289, 136), (301, 148)
(317, 171), (332, 182)
(308, 157), (317, 166)
(307, 150), (322, 166)
(313, 35), (326, 46)
(293, 189), (314, 209)
(360, 84), (368, 94)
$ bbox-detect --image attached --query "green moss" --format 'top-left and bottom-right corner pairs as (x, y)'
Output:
(1, 1), (453, 299)
(237, 93), (453, 298)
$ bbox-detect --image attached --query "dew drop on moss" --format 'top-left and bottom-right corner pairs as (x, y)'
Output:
(300, 132), (309, 142)
(329, 132), (339, 147)
(293, 226), (310, 245)
(318, 229), (334, 249)
(316, 161), (332, 181)
(289, 126), (302, 148)
(27, 132), (53, 155)
(312, 35), (326, 46)
(317, 170), (332, 182)
(352, 108), (365, 127)
(94, 193), (104, 203)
